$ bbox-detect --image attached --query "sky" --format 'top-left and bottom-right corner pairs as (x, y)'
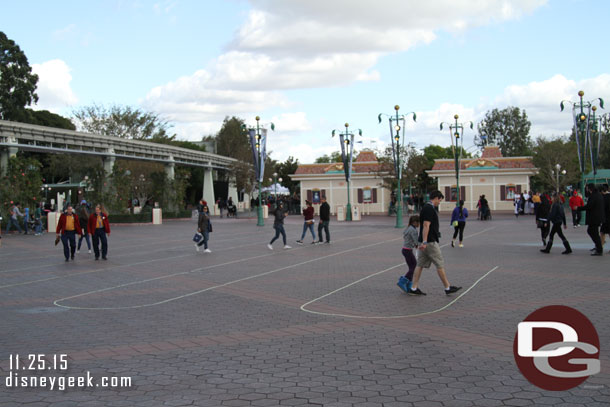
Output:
(2, 0), (610, 163)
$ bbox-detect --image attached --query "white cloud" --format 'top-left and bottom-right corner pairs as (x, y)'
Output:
(31, 59), (78, 113)
(142, 0), (549, 156)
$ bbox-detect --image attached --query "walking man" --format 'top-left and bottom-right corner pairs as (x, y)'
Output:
(268, 201), (291, 250)
(6, 202), (23, 234)
(317, 196), (331, 244)
(569, 190), (584, 228)
(408, 190), (462, 296)
(56, 205), (83, 261)
(578, 183), (605, 256)
(599, 184), (610, 251)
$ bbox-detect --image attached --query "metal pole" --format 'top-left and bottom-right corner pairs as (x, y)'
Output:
(454, 115), (460, 206)
(256, 118), (264, 227)
(395, 107), (403, 228)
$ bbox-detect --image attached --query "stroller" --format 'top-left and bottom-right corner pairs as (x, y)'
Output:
(227, 203), (237, 218)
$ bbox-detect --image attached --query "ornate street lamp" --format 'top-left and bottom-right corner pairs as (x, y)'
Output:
(332, 123), (362, 221)
(560, 91), (604, 194)
(553, 163), (566, 194)
(243, 116), (275, 226)
(440, 114), (474, 205)
(268, 172), (282, 208)
(378, 105), (416, 228)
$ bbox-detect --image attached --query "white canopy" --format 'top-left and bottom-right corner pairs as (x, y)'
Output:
(261, 183), (290, 194)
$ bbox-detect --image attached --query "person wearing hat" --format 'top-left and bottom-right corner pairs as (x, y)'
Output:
(77, 200), (92, 254)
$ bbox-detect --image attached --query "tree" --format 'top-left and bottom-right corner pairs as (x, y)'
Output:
(0, 154), (43, 218)
(422, 144), (472, 167)
(8, 108), (76, 130)
(215, 116), (257, 195)
(315, 151), (344, 163)
(530, 136), (580, 193)
(0, 31), (39, 121)
(274, 156), (299, 194)
(72, 104), (174, 140)
(475, 107), (533, 156)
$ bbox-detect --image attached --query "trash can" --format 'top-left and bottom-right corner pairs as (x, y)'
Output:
(153, 208), (162, 225)
(263, 205), (269, 219)
(352, 205), (361, 221)
(337, 206), (345, 222)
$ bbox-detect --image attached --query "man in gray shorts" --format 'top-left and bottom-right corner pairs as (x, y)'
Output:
(408, 190), (462, 296)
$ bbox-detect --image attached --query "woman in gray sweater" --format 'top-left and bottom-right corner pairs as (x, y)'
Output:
(397, 215), (420, 294)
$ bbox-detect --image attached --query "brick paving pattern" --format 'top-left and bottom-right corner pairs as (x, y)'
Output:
(1, 213), (608, 406)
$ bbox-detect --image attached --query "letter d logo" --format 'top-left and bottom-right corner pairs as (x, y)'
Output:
(513, 305), (600, 391)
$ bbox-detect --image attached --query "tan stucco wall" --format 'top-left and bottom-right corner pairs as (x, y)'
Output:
(435, 172), (532, 212)
(294, 176), (392, 214)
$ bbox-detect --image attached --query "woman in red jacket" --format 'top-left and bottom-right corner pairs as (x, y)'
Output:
(296, 200), (317, 245)
(56, 205), (83, 261)
(88, 204), (111, 260)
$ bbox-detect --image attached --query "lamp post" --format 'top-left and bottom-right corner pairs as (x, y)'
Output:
(378, 106), (417, 228)
(560, 91), (605, 194)
(553, 163), (566, 194)
(440, 115), (474, 206)
(331, 123), (362, 221)
(269, 172), (282, 208)
(243, 116), (275, 226)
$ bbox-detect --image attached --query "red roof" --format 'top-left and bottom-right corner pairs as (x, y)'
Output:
(293, 150), (384, 175)
(431, 157), (535, 171)
(355, 150), (378, 162)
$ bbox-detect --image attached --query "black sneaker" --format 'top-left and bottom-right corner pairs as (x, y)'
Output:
(591, 251), (603, 256)
(296, 240), (303, 245)
(408, 288), (426, 296)
(102, 257), (108, 260)
(445, 286), (462, 295)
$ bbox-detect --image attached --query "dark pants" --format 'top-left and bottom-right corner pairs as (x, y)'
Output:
(196, 230), (210, 249)
(270, 224), (286, 245)
(548, 222), (567, 243)
(402, 248), (417, 280)
(452, 221), (466, 242)
(571, 210), (581, 226)
(61, 230), (77, 260)
(587, 224), (603, 253)
(6, 217), (22, 233)
(78, 231), (91, 250)
(317, 220), (330, 242)
(92, 228), (108, 259)
(540, 221), (550, 242)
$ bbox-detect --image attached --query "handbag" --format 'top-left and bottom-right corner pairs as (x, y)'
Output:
(193, 232), (203, 243)
(208, 223), (213, 233)
(452, 220), (458, 227)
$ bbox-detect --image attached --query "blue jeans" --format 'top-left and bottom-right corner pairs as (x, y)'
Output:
(6, 217), (22, 233)
(92, 228), (108, 259)
(270, 224), (286, 245)
(35, 218), (42, 234)
(61, 231), (77, 259)
(78, 232), (91, 250)
(300, 222), (316, 241)
(196, 229), (210, 249)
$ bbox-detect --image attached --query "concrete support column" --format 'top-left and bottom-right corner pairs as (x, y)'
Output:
(202, 166), (215, 215)
(165, 155), (175, 180)
(0, 135), (18, 176)
(103, 154), (116, 177)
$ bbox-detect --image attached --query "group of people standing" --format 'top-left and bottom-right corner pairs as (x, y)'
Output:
(55, 202), (111, 261)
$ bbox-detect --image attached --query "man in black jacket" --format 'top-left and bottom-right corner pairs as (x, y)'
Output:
(578, 183), (606, 255)
(317, 196), (331, 244)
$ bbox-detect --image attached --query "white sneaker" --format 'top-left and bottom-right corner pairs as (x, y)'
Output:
(77, 250), (80, 253)
(195, 244), (200, 252)
(267, 244), (273, 250)
(88, 249), (92, 254)
(204, 249), (212, 253)
(283, 245), (292, 249)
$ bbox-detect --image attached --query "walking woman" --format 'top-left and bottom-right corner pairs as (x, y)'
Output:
(196, 204), (212, 253)
(450, 200), (468, 247)
(397, 215), (420, 294)
(268, 201), (291, 250)
(88, 204), (111, 260)
(296, 200), (316, 244)
(77, 200), (92, 254)
(536, 194), (551, 246)
(540, 194), (572, 254)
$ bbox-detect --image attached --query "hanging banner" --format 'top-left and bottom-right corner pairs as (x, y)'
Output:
(573, 108), (585, 173)
(259, 128), (268, 183)
(248, 129), (260, 180)
(346, 134), (355, 182)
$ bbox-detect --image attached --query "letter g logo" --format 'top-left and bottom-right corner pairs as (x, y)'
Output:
(513, 305), (600, 391)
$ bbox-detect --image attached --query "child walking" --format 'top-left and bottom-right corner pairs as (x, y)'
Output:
(397, 215), (420, 294)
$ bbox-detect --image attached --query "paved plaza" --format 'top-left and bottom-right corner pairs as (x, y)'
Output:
(1, 212), (609, 406)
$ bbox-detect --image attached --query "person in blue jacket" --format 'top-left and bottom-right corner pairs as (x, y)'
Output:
(450, 200), (468, 248)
